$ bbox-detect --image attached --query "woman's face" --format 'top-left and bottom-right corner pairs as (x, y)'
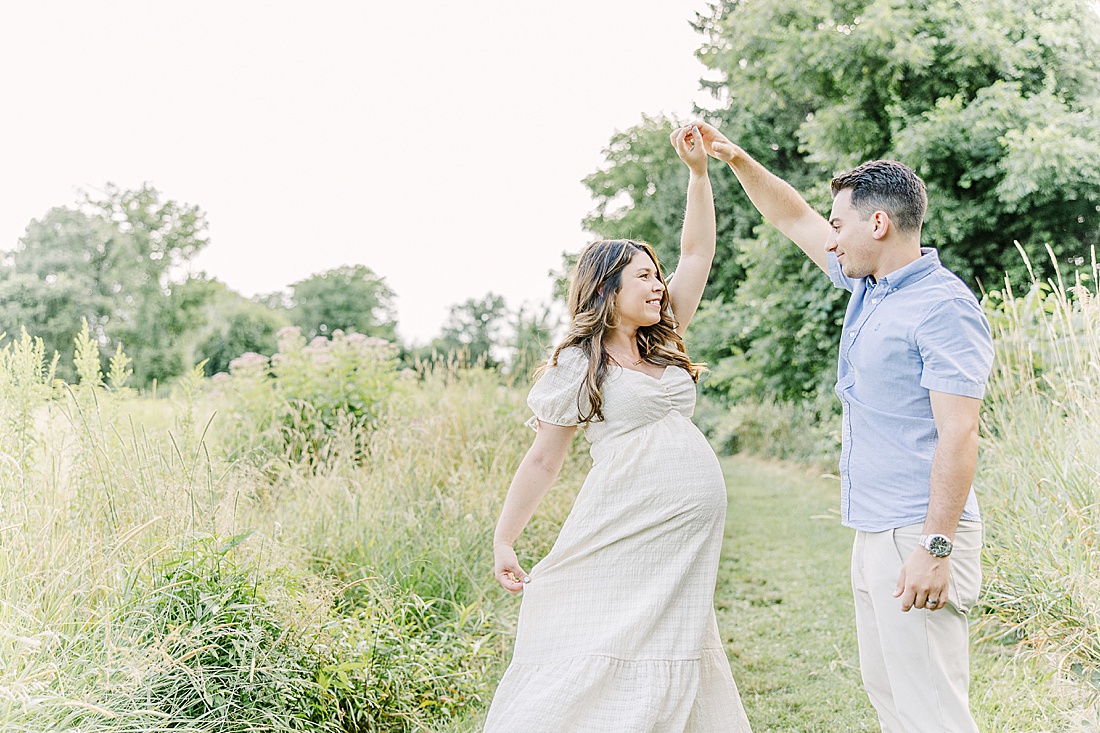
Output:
(611, 251), (665, 330)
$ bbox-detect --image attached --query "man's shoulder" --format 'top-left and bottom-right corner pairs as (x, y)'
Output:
(907, 261), (982, 313)
(910, 265), (993, 352)
(928, 263), (979, 298)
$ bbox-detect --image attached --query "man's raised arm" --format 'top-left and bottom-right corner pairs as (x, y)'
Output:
(693, 121), (832, 274)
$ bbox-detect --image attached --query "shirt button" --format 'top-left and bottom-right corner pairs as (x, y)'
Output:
(872, 298), (879, 304)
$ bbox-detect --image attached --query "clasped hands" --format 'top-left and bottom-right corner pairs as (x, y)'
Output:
(672, 121), (744, 166)
(669, 124), (709, 175)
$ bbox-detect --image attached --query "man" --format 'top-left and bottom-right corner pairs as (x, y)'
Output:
(694, 121), (994, 733)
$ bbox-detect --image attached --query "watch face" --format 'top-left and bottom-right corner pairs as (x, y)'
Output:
(928, 535), (952, 557)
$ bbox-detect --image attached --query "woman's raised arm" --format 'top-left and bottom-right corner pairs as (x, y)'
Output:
(666, 125), (716, 336)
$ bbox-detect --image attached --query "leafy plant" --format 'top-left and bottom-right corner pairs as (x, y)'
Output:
(215, 327), (402, 468)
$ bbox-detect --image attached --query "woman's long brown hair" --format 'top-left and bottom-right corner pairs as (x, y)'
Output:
(535, 239), (705, 424)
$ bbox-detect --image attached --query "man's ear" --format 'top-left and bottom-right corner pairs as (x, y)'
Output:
(871, 210), (890, 240)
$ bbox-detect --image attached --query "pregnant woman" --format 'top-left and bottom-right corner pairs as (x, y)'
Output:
(484, 125), (752, 732)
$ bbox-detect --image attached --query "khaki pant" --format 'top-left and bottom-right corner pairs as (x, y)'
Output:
(851, 521), (983, 733)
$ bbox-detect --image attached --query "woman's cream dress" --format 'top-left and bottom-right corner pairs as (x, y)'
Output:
(484, 347), (751, 732)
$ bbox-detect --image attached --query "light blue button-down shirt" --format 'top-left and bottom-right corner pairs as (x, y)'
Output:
(828, 247), (994, 532)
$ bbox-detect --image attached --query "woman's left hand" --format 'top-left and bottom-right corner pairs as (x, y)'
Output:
(671, 124), (708, 175)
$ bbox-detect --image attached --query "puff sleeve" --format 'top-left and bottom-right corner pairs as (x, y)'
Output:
(525, 347), (589, 431)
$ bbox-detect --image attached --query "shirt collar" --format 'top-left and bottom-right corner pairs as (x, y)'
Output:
(876, 247), (940, 290)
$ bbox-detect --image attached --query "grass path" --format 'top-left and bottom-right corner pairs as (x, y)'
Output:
(447, 454), (1091, 732)
(716, 456), (873, 730)
(718, 456), (1092, 732)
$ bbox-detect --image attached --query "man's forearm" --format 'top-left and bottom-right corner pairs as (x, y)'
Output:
(723, 148), (830, 272)
(923, 428), (980, 540)
(727, 152), (815, 234)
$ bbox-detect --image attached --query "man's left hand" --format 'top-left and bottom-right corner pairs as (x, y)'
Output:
(894, 548), (950, 612)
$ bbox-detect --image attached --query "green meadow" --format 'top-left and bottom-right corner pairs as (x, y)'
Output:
(3, 0), (1099, 729)
(1, 251), (1098, 730)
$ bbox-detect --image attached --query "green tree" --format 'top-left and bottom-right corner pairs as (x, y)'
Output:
(510, 303), (557, 379)
(79, 183), (212, 385)
(0, 185), (211, 385)
(587, 0), (1100, 401)
(289, 265), (397, 341)
(0, 210), (112, 375)
(429, 293), (509, 368)
(698, 0), (1100, 288)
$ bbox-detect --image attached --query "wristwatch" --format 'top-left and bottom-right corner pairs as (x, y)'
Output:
(918, 533), (953, 558)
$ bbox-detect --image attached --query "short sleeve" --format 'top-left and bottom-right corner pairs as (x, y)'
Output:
(827, 251), (856, 292)
(917, 297), (994, 399)
(525, 347), (588, 430)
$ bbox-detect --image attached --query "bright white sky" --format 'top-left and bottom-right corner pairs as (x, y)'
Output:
(0, 1), (718, 345)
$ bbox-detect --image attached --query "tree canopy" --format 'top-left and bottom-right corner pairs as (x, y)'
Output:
(0, 186), (413, 387)
(585, 0), (1100, 401)
(289, 265), (397, 341)
(0, 184), (211, 385)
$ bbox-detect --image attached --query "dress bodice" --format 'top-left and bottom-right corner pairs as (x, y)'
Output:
(525, 347), (696, 445)
(583, 363), (696, 444)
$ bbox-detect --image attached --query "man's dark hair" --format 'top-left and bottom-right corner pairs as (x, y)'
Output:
(831, 160), (928, 232)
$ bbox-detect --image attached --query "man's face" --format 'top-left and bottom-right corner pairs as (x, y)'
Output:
(827, 188), (879, 279)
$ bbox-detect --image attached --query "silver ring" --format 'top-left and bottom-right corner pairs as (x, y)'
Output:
(928, 598), (939, 605)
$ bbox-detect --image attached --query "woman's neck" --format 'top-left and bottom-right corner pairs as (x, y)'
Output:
(603, 327), (639, 354)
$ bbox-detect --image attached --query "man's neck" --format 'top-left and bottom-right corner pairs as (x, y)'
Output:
(872, 240), (923, 281)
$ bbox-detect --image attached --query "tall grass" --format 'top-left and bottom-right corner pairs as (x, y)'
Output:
(979, 244), (1100, 695)
(9, 254), (1095, 729)
(0, 327), (584, 731)
(0, 326), (326, 730)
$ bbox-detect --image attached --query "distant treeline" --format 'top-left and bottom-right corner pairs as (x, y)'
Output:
(0, 183), (553, 388)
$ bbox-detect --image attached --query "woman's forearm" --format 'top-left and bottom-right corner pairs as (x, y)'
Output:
(493, 447), (568, 548)
(680, 171), (716, 261)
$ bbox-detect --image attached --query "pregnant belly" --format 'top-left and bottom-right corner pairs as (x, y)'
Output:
(529, 415), (727, 604)
(582, 415), (727, 521)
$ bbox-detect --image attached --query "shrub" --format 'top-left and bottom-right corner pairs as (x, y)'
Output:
(317, 585), (496, 731)
(60, 534), (334, 733)
(214, 327), (403, 468)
